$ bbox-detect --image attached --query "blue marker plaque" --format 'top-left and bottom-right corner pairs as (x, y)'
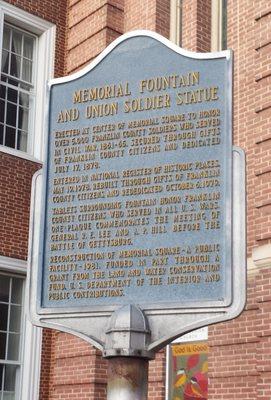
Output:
(38, 31), (233, 312)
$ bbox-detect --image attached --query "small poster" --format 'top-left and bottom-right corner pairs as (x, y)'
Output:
(168, 341), (208, 400)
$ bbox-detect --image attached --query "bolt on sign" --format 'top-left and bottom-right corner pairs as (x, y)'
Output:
(28, 31), (246, 350)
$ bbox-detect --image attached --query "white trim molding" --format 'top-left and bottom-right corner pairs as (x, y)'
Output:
(170, 0), (182, 46)
(211, 0), (227, 52)
(211, 0), (222, 51)
(20, 318), (42, 400)
(0, 145), (43, 163)
(0, 254), (27, 273)
(0, 0), (56, 162)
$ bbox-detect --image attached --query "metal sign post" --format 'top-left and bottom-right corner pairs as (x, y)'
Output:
(27, 31), (246, 399)
(105, 304), (152, 400)
(107, 357), (149, 400)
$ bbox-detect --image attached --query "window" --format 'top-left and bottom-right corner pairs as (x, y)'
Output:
(0, 1), (56, 160)
(211, 0), (227, 51)
(170, 0), (182, 46)
(0, 256), (42, 400)
(0, 273), (24, 400)
(0, 24), (36, 152)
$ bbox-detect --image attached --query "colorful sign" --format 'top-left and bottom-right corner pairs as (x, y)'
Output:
(168, 342), (208, 400)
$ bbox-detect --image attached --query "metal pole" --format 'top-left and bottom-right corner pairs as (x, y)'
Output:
(107, 357), (149, 400)
(104, 305), (154, 399)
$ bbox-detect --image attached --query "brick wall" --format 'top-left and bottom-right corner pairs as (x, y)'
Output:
(208, 1), (271, 399)
(124, 0), (170, 38)
(182, 0), (211, 52)
(227, 0), (257, 254)
(253, 4), (271, 249)
(148, 350), (167, 400)
(222, 0), (271, 253)
(66, 0), (170, 75)
(39, 329), (54, 400)
(66, 0), (124, 74)
(41, 332), (107, 399)
(0, 153), (40, 259)
(209, 263), (271, 400)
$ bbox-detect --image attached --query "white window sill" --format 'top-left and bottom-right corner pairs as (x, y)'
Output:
(0, 144), (43, 164)
(0, 254), (27, 273)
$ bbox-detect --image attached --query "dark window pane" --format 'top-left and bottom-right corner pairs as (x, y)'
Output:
(0, 332), (7, 359)
(0, 124), (4, 144)
(22, 59), (32, 83)
(1, 25), (34, 155)
(1, 50), (9, 74)
(7, 334), (20, 361)
(7, 87), (18, 104)
(0, 84), (7, 100)
(0, 363), (3, 389)
(0, 276), (10, 302)
(17, 131), (27, 152)
(11, 31), (22, 56)
(0, 100), (5, 122)
(23, 36), (34, 60)
(6, 78), (18, 88)
(6, 103), (17, 128)
(3, 27), (11, 50)
(9, 306), (21, 333)
(0, 304), (8, 331)
(11, 279), (23, 305)
(5, 127), (16, 148)
(10, 54), (21, 78)
(4, 364), (17, 391)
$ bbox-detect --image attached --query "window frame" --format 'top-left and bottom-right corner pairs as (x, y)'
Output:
(0, 271), (24, 400)
(211, 0), (227, 52)
(170, 0), (182, 46)
(0, 0), (56, 162)
(1, 22), (37, 153)
(0, 255), (42, 400)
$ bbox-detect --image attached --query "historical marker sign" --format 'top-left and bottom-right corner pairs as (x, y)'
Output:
(40, 32), (232, 309)
(29, 31), (245, 349)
